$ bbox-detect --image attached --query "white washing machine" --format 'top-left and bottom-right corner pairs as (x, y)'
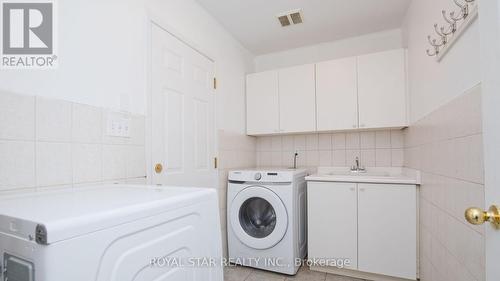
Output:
(227, 169), (307, 275)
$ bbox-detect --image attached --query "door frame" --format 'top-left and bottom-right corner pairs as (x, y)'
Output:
(144, 16), (218, 185)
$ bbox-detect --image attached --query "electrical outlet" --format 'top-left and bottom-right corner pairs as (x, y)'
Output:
(106, 114), (131, 137)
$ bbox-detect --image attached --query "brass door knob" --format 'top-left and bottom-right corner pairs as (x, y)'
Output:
(155, 163), (163, 174)
(465, 205), (500, 228)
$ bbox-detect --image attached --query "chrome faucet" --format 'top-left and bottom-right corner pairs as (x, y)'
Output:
(351, 157), (366, 173)
(293, 152), (299, 169)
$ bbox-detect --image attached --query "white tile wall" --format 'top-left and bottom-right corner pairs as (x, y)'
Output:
(0, 92), (35, 140)
(0, 141), (35, 189)
(0, 92), (146, 193)
(72, 103), (102, 144)
(36, 142), (73, 186)
(73, 144), (102, 183)
(36, 97), (72, 142)
(404, 85), (485, 281)
(217, 129), (257, 258)
(256, 130), (405, 168)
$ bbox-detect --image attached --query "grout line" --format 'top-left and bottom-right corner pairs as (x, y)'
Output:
(422, 197), (485, 236)
(421, 225), (482, 280)
(411, 169), (484, 186)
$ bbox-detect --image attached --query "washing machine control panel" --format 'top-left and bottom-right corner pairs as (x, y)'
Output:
(228, 170), (305, 183)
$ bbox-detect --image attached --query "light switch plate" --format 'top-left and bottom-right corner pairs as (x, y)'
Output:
(106, 113), (130, 138)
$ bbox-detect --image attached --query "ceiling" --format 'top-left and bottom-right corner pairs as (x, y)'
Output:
(195, 0), (412, 55)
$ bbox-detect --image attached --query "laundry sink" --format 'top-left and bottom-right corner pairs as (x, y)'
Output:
(326, 170), (390, 177)
(305, 167), (421, 185)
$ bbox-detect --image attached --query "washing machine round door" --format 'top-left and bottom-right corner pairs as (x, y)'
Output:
(230, 186), (288, 250)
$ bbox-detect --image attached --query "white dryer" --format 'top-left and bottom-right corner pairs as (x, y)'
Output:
(227, 169), (307, 275)
(0, 185), (223, 281)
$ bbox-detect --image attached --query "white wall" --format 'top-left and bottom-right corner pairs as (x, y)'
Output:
(402, 0), (481, 123)
(0, 0), (254, 134)
(0, 0), (147, 114)
(254, 29), (403, 72)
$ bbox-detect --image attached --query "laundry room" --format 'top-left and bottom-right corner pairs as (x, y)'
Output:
(0, 0), (498, 280)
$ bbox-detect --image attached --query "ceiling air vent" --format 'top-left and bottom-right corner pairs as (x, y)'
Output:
(277, 9), (303, 27)
(290, 12), (303, 24)
(278, 15), (291, 27)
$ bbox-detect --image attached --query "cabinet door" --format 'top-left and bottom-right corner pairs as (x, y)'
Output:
(316, 57), (359, 131)
(308, 182), (358, 270)
(246, 71), (280, 135)
(358, 184), (417, 279)
(357, 49), (407, 129)
(279, 64), (316, 133)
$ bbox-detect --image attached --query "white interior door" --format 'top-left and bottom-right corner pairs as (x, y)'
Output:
(151, 23), (217, 188)
(479, 2), (500, 281)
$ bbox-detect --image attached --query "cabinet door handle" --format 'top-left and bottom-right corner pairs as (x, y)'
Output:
(359, 188), (365, 192)
(350, 187), (355, 191)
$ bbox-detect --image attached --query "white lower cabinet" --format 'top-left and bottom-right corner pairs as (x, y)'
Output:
(308, 181), (417, 280)
(308, 182), (358, 270)
(358, 184), (417, 280)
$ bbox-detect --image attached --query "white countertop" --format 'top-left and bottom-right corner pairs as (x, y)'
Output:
(305, 167), (421, 185)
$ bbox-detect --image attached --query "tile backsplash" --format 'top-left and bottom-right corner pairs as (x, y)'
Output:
(404, 84), (484, 281)
(0, 92), (146, 194)
(256, 130), (405, 168)
(217, 129), (257, 258)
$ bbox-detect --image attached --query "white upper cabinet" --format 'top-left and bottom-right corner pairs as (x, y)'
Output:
(316, 57), (358, 131)
(357, 49), (407, 129)
(246, 70), (280, 135)
(278, 64), (316, 133)
(245, 49), (407, 136)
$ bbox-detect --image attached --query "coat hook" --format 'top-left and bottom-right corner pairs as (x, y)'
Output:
(426, 48), (438, 57)
(441, 10), (457, 34)
(434, 24), (448, 44)
(451, 0), (469, 20)
(427, 35), (444, 48)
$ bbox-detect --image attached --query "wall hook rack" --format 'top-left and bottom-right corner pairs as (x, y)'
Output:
(426, 0), (478, 61)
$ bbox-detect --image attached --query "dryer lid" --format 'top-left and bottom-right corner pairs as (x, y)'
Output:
(0, 185), (215, 244)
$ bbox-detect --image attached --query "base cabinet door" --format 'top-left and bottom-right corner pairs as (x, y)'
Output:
(308, 182), (358, 270)
(357, 184), (417, 279)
